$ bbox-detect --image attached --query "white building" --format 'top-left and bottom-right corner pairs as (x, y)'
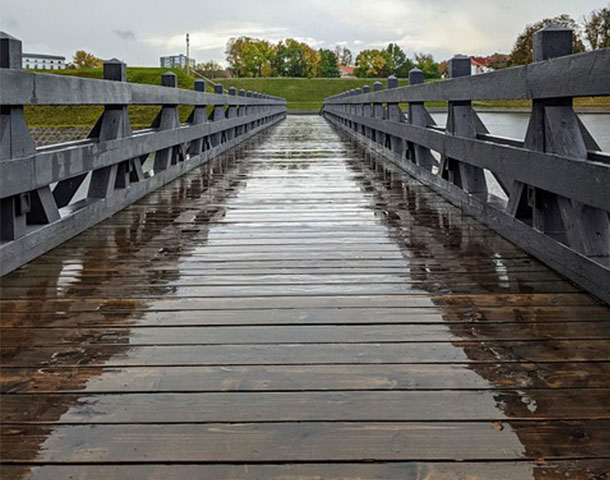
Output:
(160, 54), (195, 70)
(22, 53), (66, 70)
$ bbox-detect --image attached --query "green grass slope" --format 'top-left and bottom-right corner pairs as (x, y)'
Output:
(213, 78), (409, 111)
(23, 69), (609, 127)
(32, 66), (197, 88)
(25, 67), (200, 128)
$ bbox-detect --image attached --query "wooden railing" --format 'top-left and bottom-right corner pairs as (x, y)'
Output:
(322, 25), (610, 304)
(0, 33), (286, 275)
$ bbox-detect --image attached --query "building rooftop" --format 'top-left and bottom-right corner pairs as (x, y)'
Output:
(339, 64), (355, 75)
(23, 52), (65, 60)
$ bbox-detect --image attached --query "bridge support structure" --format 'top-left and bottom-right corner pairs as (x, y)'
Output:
(0, 33), (286, 275)
(322, 26), (610, 304)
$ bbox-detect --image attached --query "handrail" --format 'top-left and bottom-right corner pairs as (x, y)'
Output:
(0, 69), (285, 106)
(190, 69), (220, 87)
(321, 25), (610, 304)
(324, 49), (609, 104)
(0, 32), (287, 275)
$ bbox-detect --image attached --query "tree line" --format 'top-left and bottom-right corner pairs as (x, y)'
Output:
(225, 38), (341, 78)
(222, 6), (608, 78)
(224, 37), (444, 79)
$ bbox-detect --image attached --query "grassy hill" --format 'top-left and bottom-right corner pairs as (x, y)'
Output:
(214, 77), (610, 112)
(25, 71), (408, 126)
(213, 78), (409, 111)
(23, 69), (609, 127)
(25, 67), (200, 128)
(34, 66), (197, 88)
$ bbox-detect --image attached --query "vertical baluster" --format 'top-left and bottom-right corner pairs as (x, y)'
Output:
(407, 68), (438, 170)
(237, 89), (247, 136)
(226, 87), (238, 141)
(246, 91), (254, 131)
(351, 88), (360, 131)
(210, 84), (225, 148)
(347, 89), (355, 130)
(386, 75), (404, 158)
(354, 88), (362, 132)
(254, 93), (261, 127)
(149, 72), (180, 174)
(441, 55), (488, 196)
(362, 85), (371, 137)
(87, 61), (126, 195)
(188, 79), (207, 158)
(261, 93), (269, 123)
(372, 81), (385, 145)
(0, 33), (35, 240)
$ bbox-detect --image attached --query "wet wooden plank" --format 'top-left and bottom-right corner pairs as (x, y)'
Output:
(2, 321), (609, 347)
(0, 270), (564, 287)
(3, 389), (609, 423)
(0, 293), (600, 314)
(4, 362), (610, 394)
(0, 281), (582, 300)
(3, 305), (609, 329)
(3, 421), (610, 462)
(9, 262), (553, 277)
(5, 460), (610, 480)
(2, 340), (610, 367)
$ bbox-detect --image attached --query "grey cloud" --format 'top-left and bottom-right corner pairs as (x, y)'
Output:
(1, 0), (604, 67)
(113, 29), (136, 40)
(2, 17), (19, 29)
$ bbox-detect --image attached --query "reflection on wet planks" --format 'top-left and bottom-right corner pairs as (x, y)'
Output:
(3, 461), (610, 480)
(1, 116), (609, 479)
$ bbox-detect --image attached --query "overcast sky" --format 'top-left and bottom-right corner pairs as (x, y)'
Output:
(1, 0), (605, 66)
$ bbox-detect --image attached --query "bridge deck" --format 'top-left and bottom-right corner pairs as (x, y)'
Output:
(1, 116), (609, 479)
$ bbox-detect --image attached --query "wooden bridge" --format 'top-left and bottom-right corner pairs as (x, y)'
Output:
(1, 28), (610, 480)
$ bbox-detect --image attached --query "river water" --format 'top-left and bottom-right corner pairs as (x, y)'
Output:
(430, 112), (609, 151)
(428, 112), (608, 200)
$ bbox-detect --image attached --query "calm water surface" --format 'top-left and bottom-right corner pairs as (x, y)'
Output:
(430, 112), (609, 151)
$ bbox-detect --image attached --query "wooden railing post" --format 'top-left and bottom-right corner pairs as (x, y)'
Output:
(362, 85), (372, 137)
(210, 84), (225, 148)
(347, 88), (356, 129)
(257, 93), (263, 126)
(340, 91), (346, 126)
(149, 72), (181, 174)
(251, 92), (258, 126)
(262, 94), (269, 118)
(227, 87), (237, 141)
(519, 24), (610, 256)
(0, 32), (34, 240)
(354, 88), (363, 120)
(238, 89), (247, 135)
(261, 94), (267, 123)
(253, 93), (261, 126)
(386, 75), (404, 158)
(407, 68), (437, 169)
(246, 92), (254, 131)
(441, 54), (488, 196)
(93, 59), (134, 191)
(188, 79), (208, 157)
(372, 81), (386, 146)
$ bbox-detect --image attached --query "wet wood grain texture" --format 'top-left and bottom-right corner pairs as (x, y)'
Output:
(1, 116), (609, 479)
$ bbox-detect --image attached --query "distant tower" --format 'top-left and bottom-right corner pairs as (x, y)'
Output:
(186, 33), (190, 75)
